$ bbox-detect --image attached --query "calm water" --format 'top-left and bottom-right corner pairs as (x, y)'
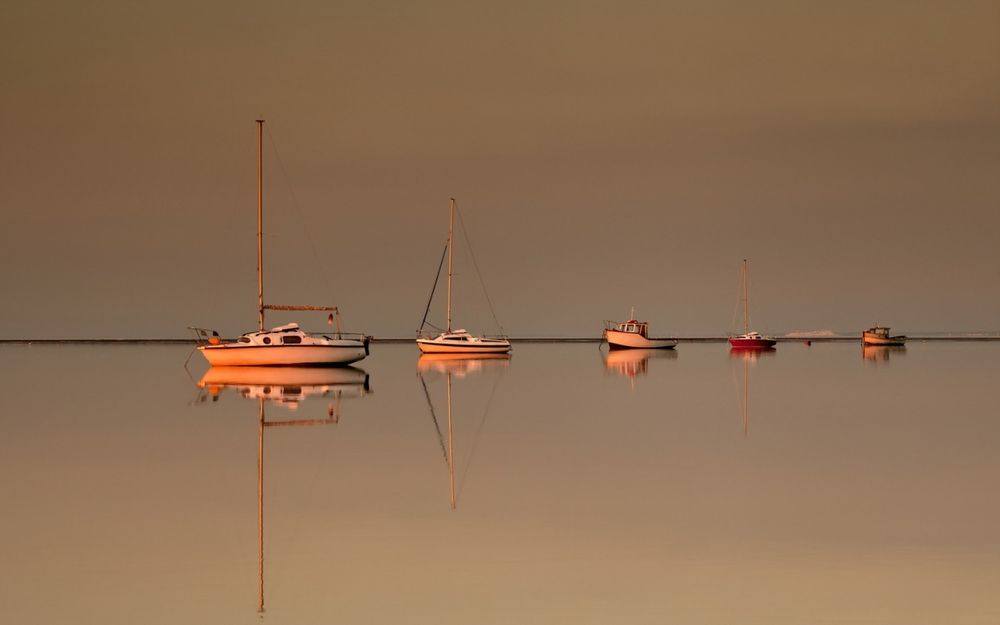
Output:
(1, 342), (998, 624)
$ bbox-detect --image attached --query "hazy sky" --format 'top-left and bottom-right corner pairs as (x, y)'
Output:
(1, 1), (998, 338)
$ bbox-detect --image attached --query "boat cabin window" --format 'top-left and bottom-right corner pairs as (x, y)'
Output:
(262, 337), (271, 344)
(446, 336), (468, 341)
(282, 335), (302, 344)
(238, 336), (251, 343)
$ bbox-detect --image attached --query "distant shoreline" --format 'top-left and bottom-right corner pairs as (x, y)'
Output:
(2, 336), (998, 345)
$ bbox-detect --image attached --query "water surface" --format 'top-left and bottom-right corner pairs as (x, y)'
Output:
(1, 342), (998, 624)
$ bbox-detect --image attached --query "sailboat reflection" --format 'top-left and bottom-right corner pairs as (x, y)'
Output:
(730, 347), (772, 434)
(416, 352), (510, 377)
(417, 354), (507, 509)
(196, 366), (370, 614)
(198, 366), (369, 411)
(862, 344), (907, 363)
(603, 348), (677, 385)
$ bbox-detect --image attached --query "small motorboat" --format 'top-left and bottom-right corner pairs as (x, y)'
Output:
(862, 325), (906, 346)
(603, 310), (678, 350)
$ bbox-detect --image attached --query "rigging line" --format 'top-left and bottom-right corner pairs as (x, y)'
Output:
(263, 123), (337, 297)
(454, 206), (505, 336)
(419, 372), (449, 464)
(418, 243), (449, 334)
(457, 371), (502, 500)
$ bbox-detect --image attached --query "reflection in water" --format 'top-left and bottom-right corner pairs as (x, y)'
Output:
(416, 352), (510, 377)
(198, 366), (369, 412)
(602, 348), (678, 388)
(730, 348), (772, 434)
(863, 344), (907, 363)
(418, 355), (506, 509)
(196, 366), (370, 614)
(728, 346), (776, 361)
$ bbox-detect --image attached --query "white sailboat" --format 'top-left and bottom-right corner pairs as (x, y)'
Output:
(197, 120), (370, 367)
(416, 198), (511, 354)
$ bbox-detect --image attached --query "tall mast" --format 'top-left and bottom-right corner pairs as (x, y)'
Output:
(256, 120), (265, 332)
(446, 198), (455, 333)
(742, 259), (749, 335)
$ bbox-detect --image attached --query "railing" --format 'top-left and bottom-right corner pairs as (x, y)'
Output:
(187, 326), (224, 346)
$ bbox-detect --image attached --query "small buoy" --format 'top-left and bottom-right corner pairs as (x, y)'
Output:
(208, 336), (221, 345)
(327, 313), (335, 326)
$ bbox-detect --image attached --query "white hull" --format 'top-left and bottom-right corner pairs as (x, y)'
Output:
(199, 342), (367, 366)
(605, 329), (677, 350)
(862, 335), (906, 346)
(416, 338), (511, 354)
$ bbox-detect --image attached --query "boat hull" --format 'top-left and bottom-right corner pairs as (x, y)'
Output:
(728, 337), (777, 349)
(862, 333), (906, 346)
(605, 329), (678, 350)
(198, 342), (368, 366)
(416, 338), (511, 354)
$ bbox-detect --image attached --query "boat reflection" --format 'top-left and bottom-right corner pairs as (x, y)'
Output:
(195, 366), (369, 614)
(862, 344), (907, 363)
(417, 353), (510, 377)
(731, 347), (772, 434)
(197, 366), (370, 411)
(728, 346), (776, 361)
(602, 348), (677, 387)
(418, 355), (506, 509)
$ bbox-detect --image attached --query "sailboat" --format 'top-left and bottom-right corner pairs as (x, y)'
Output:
(728, 259), (777, 349)
(416, 198), (511, 354)
(197, 120), (370, 367)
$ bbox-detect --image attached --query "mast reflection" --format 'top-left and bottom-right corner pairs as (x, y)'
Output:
(417, 354), (508, 509)
(196, 366), (370, 614)
(729, 347), (773, 434)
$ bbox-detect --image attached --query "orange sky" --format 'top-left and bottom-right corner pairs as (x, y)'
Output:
(1, 1), (998, 337)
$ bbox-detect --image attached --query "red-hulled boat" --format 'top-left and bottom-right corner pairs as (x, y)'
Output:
(728, 259), (777, 350)
(729, 331), (777, 349)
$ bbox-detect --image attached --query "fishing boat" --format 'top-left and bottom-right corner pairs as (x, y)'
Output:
(416, 198), (511, 354)
(862, 325), (906, 346)
(603, 308), (678, 349)
(197, 120), (370, 367)
(729, 259), (777, 349)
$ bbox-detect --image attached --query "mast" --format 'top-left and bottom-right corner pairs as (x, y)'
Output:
(257, 120), (265, 332)
(446, 198), (455, 333)
(742, 259), (749, 335)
